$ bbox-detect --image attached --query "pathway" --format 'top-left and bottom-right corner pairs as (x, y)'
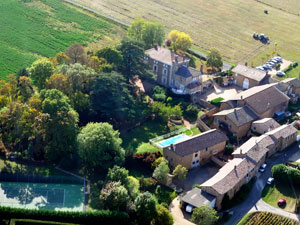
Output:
(169, 197), (195, 225)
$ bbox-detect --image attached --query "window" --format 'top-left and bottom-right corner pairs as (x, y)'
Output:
(153, 65), (158, 73)
(196, 160), (199, 163)
(195, 153), (198, 157)
(192, 161), (195, 165)
(205, 147), (208, 152)
(163, 68), (168, 75)
(253, 127), (256, 130)
(162, 77), (167, 85)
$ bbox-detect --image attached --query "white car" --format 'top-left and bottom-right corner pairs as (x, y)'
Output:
(259, 163), (267, 172)
(267, 177), (274, 185)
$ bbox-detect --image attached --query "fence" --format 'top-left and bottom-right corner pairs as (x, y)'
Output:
(149, 125), (197, 144)
(0, 172), (83, 185)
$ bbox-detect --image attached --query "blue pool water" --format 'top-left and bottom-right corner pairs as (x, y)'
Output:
(157, 134), (189, 147)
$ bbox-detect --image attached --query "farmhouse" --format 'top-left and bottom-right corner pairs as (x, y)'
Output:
(162, 129), (228, 170)
(199, 124), (297, 210)
(232, 64), (268, 89)
(145, 46), (203, 94)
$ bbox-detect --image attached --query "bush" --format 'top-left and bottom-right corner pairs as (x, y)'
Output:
(152, 86), (166, 102)
(225, 145), (234, 155)
(275, 63), (281, 71)
(272, 164), (300, 186)
(140, 176), (157, 191)
(0, 206), (130, 225)
(183, 104), (199, 122)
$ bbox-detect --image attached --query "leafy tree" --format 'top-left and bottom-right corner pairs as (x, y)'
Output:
(128, 19), (165, 49)
(153, 161), (170, 184)
(89, 71), (136, 125)
(152, 157), (168, 169)
(96, 47), (123, 68)
(77, 122), (125, 175)
(46, 74), (72, 97)
(65, 43), (87, 64)
(17, 76), (34, 102)
(29, 58), (54, 90)
(40, 89), (78, 162)
(173, 165), (188, 180)
(191, 205), (219, 225)
(55, 52), (70, 65)
(88, 56), (106, 72)
(100, 181), (129, 211)
(0, 75), (17, 105)
(118, 37), (148, 81)
(168, 30), (192, 51)
(152, 85), (166, 102)
(127, 176), (140, 200)
(106, 165), (129, 185)
(71, 91), (91, 120)
(152, 204), (174, 225)
(206, 49), (223, 69)
(183, 104), (199, 122)
(134, 192), (157, 225)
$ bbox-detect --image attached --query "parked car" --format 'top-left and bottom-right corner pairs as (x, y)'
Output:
(278, 198), (286, 206)
(285, 111), (292, 117)
(266, 177), (274, 185)
(276, 71), (285, 77)
(259, 163), (267, 172)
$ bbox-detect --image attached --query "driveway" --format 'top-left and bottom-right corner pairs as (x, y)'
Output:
(268, 59), (292, 76)
(226, 143), (300, 225)
(169, 197), (195, 225)
(200, 84), (242, 102)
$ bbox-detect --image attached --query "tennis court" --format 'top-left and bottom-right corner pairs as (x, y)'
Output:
(0, 182), (84, 211)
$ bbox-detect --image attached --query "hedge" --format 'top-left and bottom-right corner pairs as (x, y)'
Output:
(272, 164), (300, 186)
(0, 207), (130, 225)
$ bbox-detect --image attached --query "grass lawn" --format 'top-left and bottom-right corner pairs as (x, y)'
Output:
(0, 157), (67, 177)
(286, 65), (300, 79)
(261, 181), (300, 213)
(77, 0), (300, 64)
(0, 0), (125, 79)
(185, 126), (201, 136)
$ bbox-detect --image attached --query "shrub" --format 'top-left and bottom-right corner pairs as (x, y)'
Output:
(225, 145), (234, 155)
(152, 86), (166, 102)
(0, 206), (130, 225)
(275, 63), (281, 71)
(183, 104), (199, 122)
(140, 176), (157, 191)
(133, 152), (162, 168)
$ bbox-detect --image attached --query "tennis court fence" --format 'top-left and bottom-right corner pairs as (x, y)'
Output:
(0, 172), (83, 185)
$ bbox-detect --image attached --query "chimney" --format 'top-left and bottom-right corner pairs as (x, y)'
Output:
(245, 62), (248, 67)
(234, 108), (237, 114)
(154, 43), (158, 50)
(200, 64), (204, 73)
(240, 149), (242, 154)
(234, 165), (237, 170)
(240, 95), (243, 100)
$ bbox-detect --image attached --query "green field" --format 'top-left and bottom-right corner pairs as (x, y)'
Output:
(75, 0), (300, 64)
(0, 0), (125, 79)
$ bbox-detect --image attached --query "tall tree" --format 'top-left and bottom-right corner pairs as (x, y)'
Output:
(191, 205), (219, 225)
(153, 161), (170, 184)
(206, 49), (223, 70)
(65, 43), (87, 64)
(40, 89), (78, 162)
(77, 122), (125, 176)
(168, 30), (192, 51)
(152, 204), (174, 225)
(89, 71), (136, 125)
(96, 47), (123, 68)
(117, 37), (148, 81)
(17, 76), (34, 102)
(55, 52), (70, 65)
(29, 58), (54, 90)
(46, 74), (72, 97)
(100, 181), (130, 211)
(127, 18), (146, 41)
(134, 192), (157, 225)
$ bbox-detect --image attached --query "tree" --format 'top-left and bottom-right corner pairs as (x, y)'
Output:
(152, 85), (166, 102)
(17, 76), (34, 102)
(173, 165), (188, 180)
(89, 72), (136, 125)
(127, 176), (140, 199)
(46, 74), (72, 97)
(152, 157), (168, 169)
(191, 205), (219, 225)
(134, 192), (157, 225)
(106, 165), (129, 185)
(29, 58), (54, 90)
(77, 122), (125, 175)
(206, 49), (223, 70)
(168, 30), (192, 51)
(153, 161), (170, 184)
(184, 104), (199, 122)
(65, 43), (87, 64)
(55, 52), (70, 65)
(96, 47), (123, 68)
(40, 89), (78, 162)
(118, 37), (148, 81)
(100, 181), (129, 211)
(127, 18), (146, 41)
(88, 56), (106, 72)
(152, 204), (174, 225)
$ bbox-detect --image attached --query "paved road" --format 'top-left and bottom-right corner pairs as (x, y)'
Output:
(226, 143), (300, 225)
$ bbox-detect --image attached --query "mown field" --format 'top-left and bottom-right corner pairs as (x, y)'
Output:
(0, 0), (125, 79)
(75, 0), (300, 65)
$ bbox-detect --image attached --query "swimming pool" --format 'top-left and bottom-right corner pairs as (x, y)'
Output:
(157, 134), (189, 148)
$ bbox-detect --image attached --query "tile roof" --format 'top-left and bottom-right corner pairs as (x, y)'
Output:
(237, 85), (289, 115)
(181, 188), (216, 208)
(176, 66), (193, 78)
(232, 64), (267, 82)
(251, 118), (280, 133)
(145, 47), (184, 65)
(267, 124), (298, 139)
(163, 129), (228, 157)
(214, 106), (258, 127)
(201, 158), (256, 195)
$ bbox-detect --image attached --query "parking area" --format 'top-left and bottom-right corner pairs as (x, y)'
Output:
(269, 59), (292, 76)
(183, 162), (220, 191)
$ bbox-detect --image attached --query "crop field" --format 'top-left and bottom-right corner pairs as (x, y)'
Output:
(0, 0), (125, 79)
(240, 212), (300, 225)
(75, 0), (300, 65)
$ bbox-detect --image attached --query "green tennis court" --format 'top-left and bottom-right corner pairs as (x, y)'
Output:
(0, 182), (84, 211)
